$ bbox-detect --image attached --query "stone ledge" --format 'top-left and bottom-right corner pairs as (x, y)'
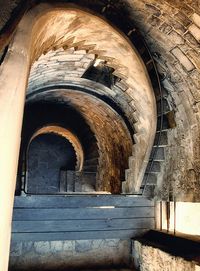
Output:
(132, 230), (200, 271)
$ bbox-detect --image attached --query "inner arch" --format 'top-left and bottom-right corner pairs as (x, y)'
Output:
(30, 125), (84, 171)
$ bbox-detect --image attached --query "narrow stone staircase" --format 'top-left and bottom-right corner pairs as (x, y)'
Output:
(142, 96), (173, 197)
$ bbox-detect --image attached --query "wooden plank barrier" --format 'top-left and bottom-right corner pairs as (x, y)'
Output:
(12, 195), (155, 241)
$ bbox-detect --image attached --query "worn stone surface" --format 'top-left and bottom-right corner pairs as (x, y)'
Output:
(124, 0), (200, 201)
(9, 239), (131, 270)
(27, 89), (133, 193)
(0, 0), (200, 199)
(132, 240), (197, 271)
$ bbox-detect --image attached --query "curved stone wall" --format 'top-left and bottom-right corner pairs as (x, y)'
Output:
(1, 0), (199, 200)
(0, 4), (157, 193)
(27, 89), (133, 193)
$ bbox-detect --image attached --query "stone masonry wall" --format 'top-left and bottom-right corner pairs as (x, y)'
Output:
(132, 240), (199, 271)
(9, 239), (131, 270)
(124, 0), (200, 201)
(1, 0), (200, 199)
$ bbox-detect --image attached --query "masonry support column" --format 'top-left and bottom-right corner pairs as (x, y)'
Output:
(0, 34), (30, 270)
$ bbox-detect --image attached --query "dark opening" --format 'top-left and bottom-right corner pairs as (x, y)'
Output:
(82, 64), (117, 88)
(26, 133), (76, 194)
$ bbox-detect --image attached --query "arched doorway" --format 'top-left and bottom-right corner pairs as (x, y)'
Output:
(27, 133), (77, 194)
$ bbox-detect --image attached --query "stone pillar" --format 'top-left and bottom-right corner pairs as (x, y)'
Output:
(0, 36), (30, 270)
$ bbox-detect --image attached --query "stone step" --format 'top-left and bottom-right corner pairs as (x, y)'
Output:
(157, 98), (171, 116)
(157, 115), (170, 130)
(146, 161), (161, 173)
(81, 172), (97, 184)
(83, 165), (98, 172)
(128, 156), (139, 169)
(114, 79), (129, 92)
(150, 147), (165, 161)
(142, 172), (158, 185)
(85, 149), (99, 159)
(143, 184), (156, 198)
(153, 131), (168, 147)
(84, 157), (99, 166)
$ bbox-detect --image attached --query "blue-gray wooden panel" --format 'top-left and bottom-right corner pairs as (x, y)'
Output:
(13, 207), (154, 221)
(12, 195), (155, 241)
(12, 229), (148, 241)
(14, 195), (154, 208)
(12, 218), (155, 232)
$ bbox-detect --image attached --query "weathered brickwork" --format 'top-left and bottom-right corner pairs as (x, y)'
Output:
(28, 47), (138, 131)
(27, 47), (134, 193)
(28, 89), (133, 193)
(123, 0), (200, 200)
(0, 0), (200, 200)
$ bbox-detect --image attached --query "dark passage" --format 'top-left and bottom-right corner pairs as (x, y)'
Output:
(27, 133), (76, 194)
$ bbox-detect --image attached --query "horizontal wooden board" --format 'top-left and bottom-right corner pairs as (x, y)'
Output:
(13, 207), (154, 221)
(12, 218), (155, 233)
(11, 229), (148, 242)
(14, 195), (154, 208)
(12, 195), (155, 241)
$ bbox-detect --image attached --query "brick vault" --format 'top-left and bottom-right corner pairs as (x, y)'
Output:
(0, 1), (200, 271)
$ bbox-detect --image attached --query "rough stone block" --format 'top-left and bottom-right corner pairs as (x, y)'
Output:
(34, 241), (51, 254)
(190, 87), (200, 102)
(171, 47), (195, 72)
(56, 54), (83, 62)
(22, 242), (34, 253)
(74, 49), (87, 55)
(188, 24), (200, 42)
(168, 30), (185, 45)
(184, 32), (200, 47)
(115, 80), (129, 91)
(171, 21), (186, 34)
(51, 241), (63, 252)
(147, 15), (162, 27)
(63, 241), (75, 251)
(132, 237), (198, 271)
(180, 5), (194, 16)
(75, 240), (93, 253)
(192, 13), (200, 28)
(10, 242), (22, 257)
(175, 11), (192, 27)
(186, 50), (200, 71)
(159, 22), (172, 34)
(145, 3), (161, 16)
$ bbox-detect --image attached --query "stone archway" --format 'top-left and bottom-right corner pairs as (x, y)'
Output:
(0, 3), (157, 270)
